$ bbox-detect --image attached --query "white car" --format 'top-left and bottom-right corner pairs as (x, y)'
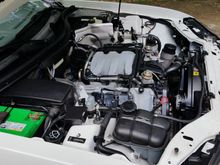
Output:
(0, 0), (219, 165)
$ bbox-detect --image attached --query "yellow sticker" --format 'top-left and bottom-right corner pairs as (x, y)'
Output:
(193, 71), (199, 76)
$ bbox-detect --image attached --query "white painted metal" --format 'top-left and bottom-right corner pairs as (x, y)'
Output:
(60, 0), (191, 21)
(1, 1), (220, 165)
(0, 132), (135, 165)
(63, 124), (100, 152)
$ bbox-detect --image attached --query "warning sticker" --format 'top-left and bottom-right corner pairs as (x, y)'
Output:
(193, 71), (199, 76)
(0, 121), (26, 132)
(193, 68), (200, 76)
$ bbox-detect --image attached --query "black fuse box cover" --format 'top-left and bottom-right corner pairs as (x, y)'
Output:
(113, 110), (170, 148)
(0, 79), (74, 106)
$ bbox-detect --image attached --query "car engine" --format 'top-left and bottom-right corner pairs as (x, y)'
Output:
(0, 2), (217, 165)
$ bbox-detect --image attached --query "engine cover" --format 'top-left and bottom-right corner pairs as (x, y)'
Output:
(84, 44), (142, 80)
(90, 50), (135, 76)
(113, 110), (170, 148)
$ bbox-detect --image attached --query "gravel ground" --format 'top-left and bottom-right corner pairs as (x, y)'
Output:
(101, 0), (220, 37)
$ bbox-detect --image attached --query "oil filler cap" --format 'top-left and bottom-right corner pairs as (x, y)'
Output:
(162, 44), (176, 55)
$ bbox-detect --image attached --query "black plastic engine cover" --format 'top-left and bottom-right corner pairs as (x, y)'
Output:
(113, 110), (170, 148)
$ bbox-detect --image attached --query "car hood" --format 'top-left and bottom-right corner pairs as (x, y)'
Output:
(59, 0), (192, 20)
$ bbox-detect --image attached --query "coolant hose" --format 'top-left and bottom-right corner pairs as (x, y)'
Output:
(99, 112), (112, 138)
(94, 112), (129, 159)
(78, 33), (103, 48)
(165, 61), (182, 75)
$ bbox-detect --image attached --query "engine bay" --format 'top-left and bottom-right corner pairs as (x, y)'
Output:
(0, 2), (218, 165)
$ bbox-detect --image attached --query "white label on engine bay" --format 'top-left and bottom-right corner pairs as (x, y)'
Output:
(201, 142), (215, 155)
(0, 121), (26, 132)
